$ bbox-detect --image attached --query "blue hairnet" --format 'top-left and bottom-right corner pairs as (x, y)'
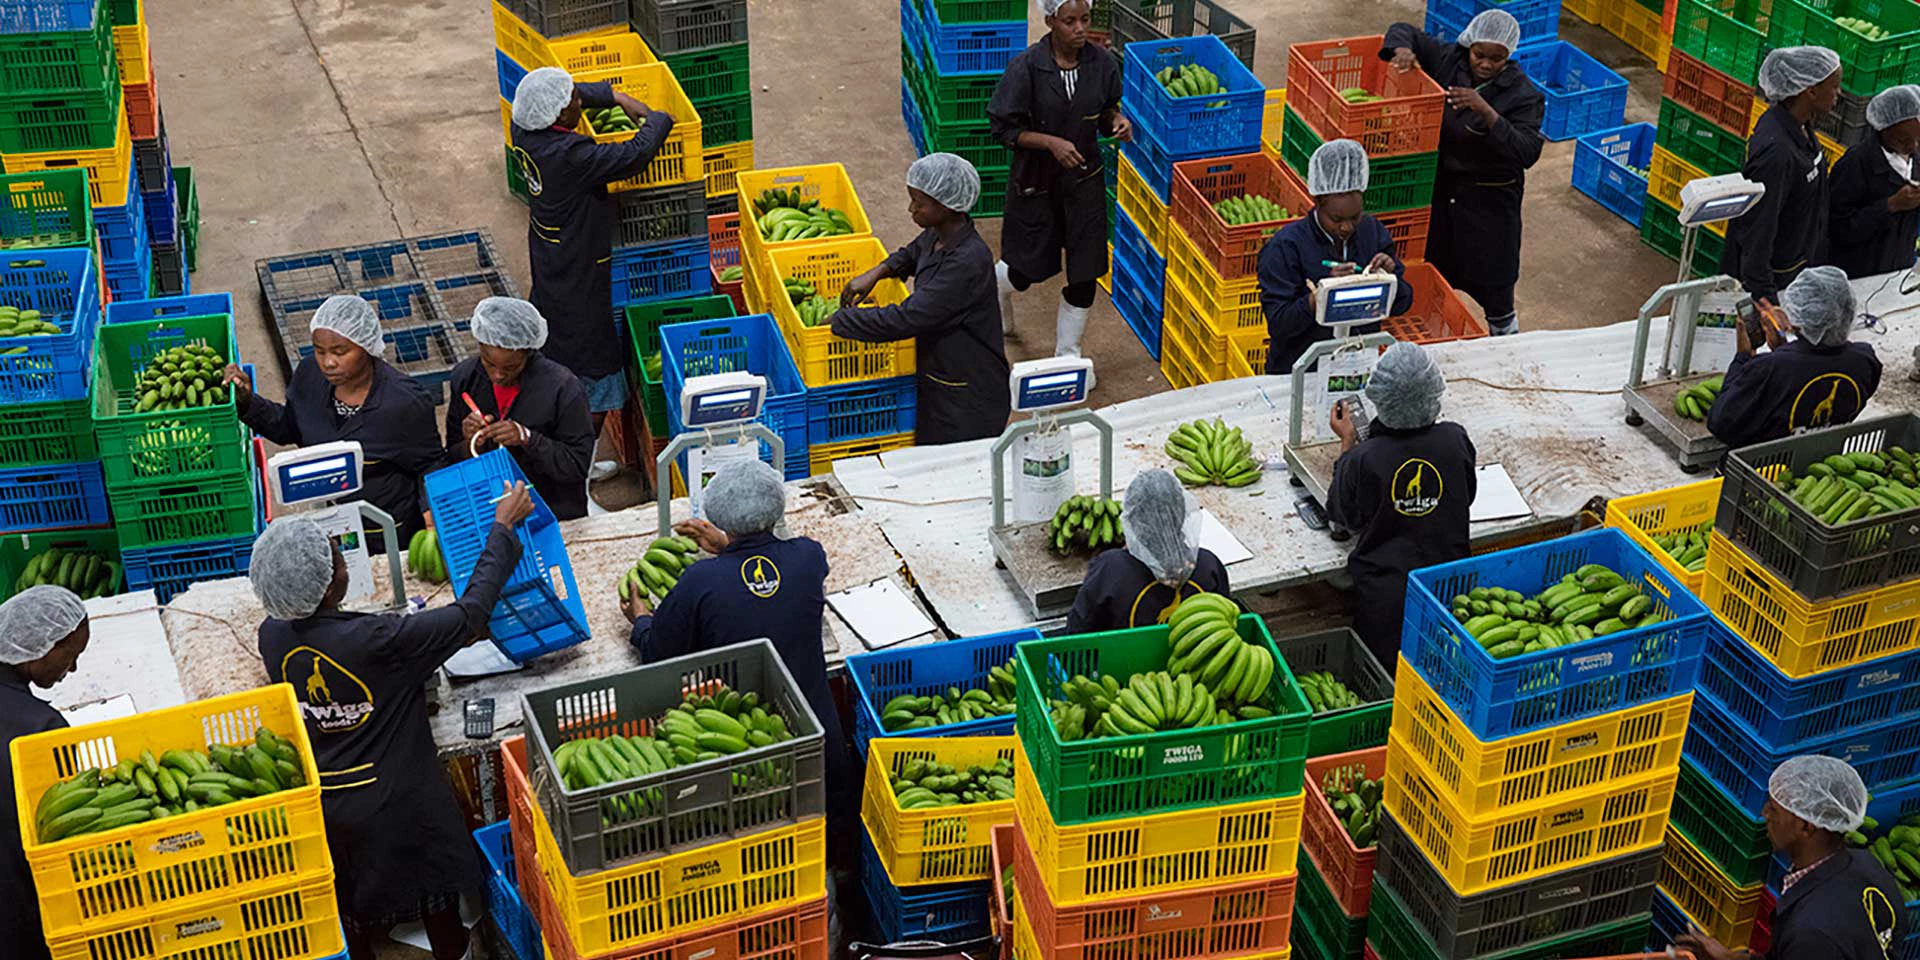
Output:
(311, 295), (385, 358)
(513, 67), (575, 130)
(1769, 755), (1868, 833)
(1366, 341), (1445, 429)
(1782, 265), (1855, 348)
(0, 585), (86, 664)
(472, 297), (549, 350)
(250, 517), (336, 620)
(704, 460), (786, 535)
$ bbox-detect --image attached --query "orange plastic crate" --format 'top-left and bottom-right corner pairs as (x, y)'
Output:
(709, 211), (744, 312)
(1170, 152), (1310, 282)
(124, 64), (157, 141)
(1302, 747), (1384, 919)
(1285, 36), (1446, 158)
(1381, 262), (1485, 344)
(1376, 205), (1431, 264)
(1663, 48), (1756, 138)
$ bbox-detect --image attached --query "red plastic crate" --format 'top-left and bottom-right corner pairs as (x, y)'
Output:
(1286, 35), (1446, 158)
(123, 63), (156, 140)
(1662, 49), (1755, 138)
(1303, 747), (1384, 919)
(1382, 262), (1486, 344)
(708, 210), (743, 312)
(1169, 151), (1311, 281)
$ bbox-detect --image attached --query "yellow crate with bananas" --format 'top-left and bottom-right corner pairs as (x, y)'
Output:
(737, 164), (876, 294)
(1701, 530), (1920, 677)
(764, 237), (917, 387)
(1604, 478), (1722, 596)
(1658, 826), (1764, 948)
(862, 736), (1017, 885)
(572, 62), (700, 192)
(48, 875), (340, 960)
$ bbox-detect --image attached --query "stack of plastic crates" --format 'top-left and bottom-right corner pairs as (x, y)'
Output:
(898, 0), (1023, 217)
(1110, 0), (1257, 71)
(0, 247), (110, 540)
(659, 311), (809, 481)
(114, 1), (186, 299)
(1667, 415), (1920, 959)
(1376, 527), (1714, 959)
(625, 293), (737, 441)
(1009, 614), (1311, 960)
(502, 638), (830, 960)
(492, 0), (631, 201)
(628, 0), (753, 211)
(1571, 122), (1653, 227)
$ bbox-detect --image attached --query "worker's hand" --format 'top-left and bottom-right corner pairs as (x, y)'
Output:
(1328, 262), (1358, 278)
(674, 517), (729, 555)
(1735, 313), (1754, 356)
(1891, 182), (1920, 213)
(1757, 298), (1788, 349)
(1446, 86), (1496, 122)
(841, 270), (881, 309)
(1109, 112), (1133, 143)
(611, 91), (651, 119)
(1390, 47), (1417, 72)
(1673, 931), (1739, 960)
(1366, 252), (1397, 274)
(1047, 135), (1085, 170)
(621, 589), (651, 623)
(1329, 399), (1358, 445)
(223, 364), (252, 402)
(461, 409), (492, 444)
(494, 481), (535, 527)
(479, 419), (530, 448)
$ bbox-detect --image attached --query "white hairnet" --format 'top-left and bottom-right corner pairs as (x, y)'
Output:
(704, 460), (786, 535)
(1039, 0), (1083, 15)
(310, 295), (386, 358)
(0, 585), (86, 664)
(1308, 140), (1370, 196)
(513, 67), (575, 131)
(907, 153), (981, 213)
(1457, 9), (1521, 51)
(1868, 85), (1920, 131)
(472, 297), (549, 350)
(1366, 341), (1445, 429)
(1782, 265), (1855, 348)
(250, 517), (338, 621)
(1757, 46), (1841, 103)
(1122, 470), (1202, 584)
(1769, 755), (1869, 833)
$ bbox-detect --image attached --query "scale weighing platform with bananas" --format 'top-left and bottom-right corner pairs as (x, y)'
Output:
(1281, 271), (1402, 532)
(986, 357), (1115, 619)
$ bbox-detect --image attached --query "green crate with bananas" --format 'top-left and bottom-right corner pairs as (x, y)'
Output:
(0, 528), (121, 603)
(1273, 628), (1394, 757)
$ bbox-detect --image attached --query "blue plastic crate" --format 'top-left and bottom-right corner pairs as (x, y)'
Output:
(611, 236), (712, 306)
(1645, 890), (1688, 951)
(107, 292), (233, 325)
(1427, 0), (1560, 45)
(1401, 527), (1710, 740)
(859, 825), (993, 943)
(1119, 126), (1173, 202)
(1572, 123), (1653, 227)
(1121, 35), (1265, 159)
(423, 449), (590, 663)
(475, 822), (543, 960)
(102, 243), (151, 302)
(845, 628), (1041, 757)
(919, 0), (1025, 76)
(0, 459), (107, 533)
(1110, 239), (1162, 361)
(661, 312), (809, 478)
(0, 0), (98, 33)
(497, 47), (528, 103)
(1112, 204), (1165, 288)
(902, 77), (928, 156)
(144, 182), (178, 247)
(121, 533), (254, 604)
(1686, 690), (1920, 813)
(1509, 41), (1627, 141)
(1698, 618), (1920, 752)
(93, 153), (145, 264)
(805, 375), (917, 446)
(0, 246), (100, 403)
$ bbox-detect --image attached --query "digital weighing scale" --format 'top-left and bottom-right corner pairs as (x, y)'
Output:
(1282, 271), (1402, 535)
(986, 357), (1115, 618)
(654, 372), (786, 538)
(1621, 174), (1767, 472)
(265, 440), (406, 609)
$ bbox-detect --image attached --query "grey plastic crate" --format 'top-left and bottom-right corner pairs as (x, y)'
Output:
(520, 638), (827, 875)
(615, 181), (708, 249)
(1110, 0), (1256, 70)
(1271, 627), (1392, 757)
(1815, 89), (1870, 151)
(1715, 414), (1920, 600)
(631, 0), (748, 56)
(519, 0), (627, 39)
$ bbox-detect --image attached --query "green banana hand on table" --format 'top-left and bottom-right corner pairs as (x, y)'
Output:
(1166, 418), (1261, 487)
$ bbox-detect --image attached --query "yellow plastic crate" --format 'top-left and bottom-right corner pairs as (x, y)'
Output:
(1747, 100), (1844, 167)
(705, 139), (754, 202)
(1648, 146), (1727, 237)
(11, 685), (331, 941)
(500, 98), (512, 144)
(46, 875), (341, 960)
(549, 31), (655, 72)
(1116, 154), (1168, 254)
(492, 1), (560, 70)
(2, 103), (133, 206)
(862, 736), (1016, 885)
(1098, 245), (1113, 295)
(1262, 88), (1286, 156)
(1166, 223), (1263, 336)
(1010, 887), (1291, 960)
(765, 237), (918, 387)
(573, 61), (700, 191)
(1658, 826), (1764, 948)
(1390, 658), (1690, 815)
(1702, 530), (1920, 678)
(1604, 478), (1720, 596)
(1563, 0), (1603, 23)
(737, 164), (877, 294)
(1012, 742), (1303, 904)
(1600, 0), (1668, 69)
(1160, 313), (1207, 389)
(111, 0), (149, 90)
(809, 432), (914, 476)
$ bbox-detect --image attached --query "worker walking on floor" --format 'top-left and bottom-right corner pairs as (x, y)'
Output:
(1383, 10), (1543, 336)
(831, 153), (1012, 445)
(1708, 266), (1881, 449)
(0, 587), (90, 960)
(1065, 469), (1230, 633)
(1827, 85), (1920, 280)
(1725, 46), (1842, 306)
(1327, 342), (1476, 665)
(1258, 139), (1414, 376)
(987, 0), (1130, 369)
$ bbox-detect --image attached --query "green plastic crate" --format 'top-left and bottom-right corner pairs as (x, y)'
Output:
(107, 470), (254, 550)
(1281, 107), (1437, 213)
(1274, 628), (1391, 758)
(923, 113), (1013, 175)
(975, 166), (1009, 219)
(90, 312), (248, 489)
(1768, 0), (1920, 97)
(170, 164), (197, 272)
(625, 294), (736, 436)
(1670, 757), (1771, 887)
(1012, 613), (1312, 826)
(108, 0), (137, 26)
(0, 167), (92, 251)
(692, 92), (753, 150)
(0, 396), (95, 468)
(929, 0), (1026, 25)
(1295, 850), (1367, 960)
(505, 143), (529, 203)
(1640, 195), (1727, 276)
(0, 76), (121, 154)
(0, 9), (116, 98)
(1672, 0), (1769, 86)
(0, 527), (121, 603)
(1656, 97), (1746, 177)
(1367, 876), (1652, 960)
(911, 43), (1001, 127)
(664, 42), (751, 103)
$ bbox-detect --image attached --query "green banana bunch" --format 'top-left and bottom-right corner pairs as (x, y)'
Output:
(133, 343), (229, 412)
(782, 275), (818, 304)
(13, 547), (118, 600)
(618, 535), (700, 606)
(406, 529), (447, 584)
(1296, 671), (1362, 713)
(1321, 762), (1382, 847)
(794, 295), (837, 328)
(1166, 418), (1261, 487)
(1213, 194), (1290, 226)
(1836, 15), (1890, 38)
(1450, 563), (1668, 661)
(34, 728), (305, 842)
(718, 265), (744, 282)
(877, 660), (1017, 731)
(1773, 448), (1920, 533)
(0, 305), (58, 348)
(1674, 375), (1721, 421)
(642, 351), (664, 382)
(1650, 523), (1710, 573)
(1047, 495), (1124, 555)
(753, 188), (854, 242)
(1339, 87), (1384, 103)
(584, 106), (642, 133)
(889, 755), (1015, 809)
(1155, 63), (1223, 97)
(1852, 815), (1920, 903)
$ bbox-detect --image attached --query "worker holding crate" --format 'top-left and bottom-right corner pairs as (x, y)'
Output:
(1065, 469), (1230, 632)
(1724, 46), (1842, 307)
(0, 586), (89, 960)
(1707, 266), (1882, 449)
(1384, 9), (1543, 336)
(1827, 85), (1920, 280)
(249, 486), (534, 960)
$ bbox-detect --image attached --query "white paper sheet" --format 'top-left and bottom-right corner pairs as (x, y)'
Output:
(1196, 510), (1254, 565)
(828, 578), (937, 650)
(60, 695), (138, 726)
(442, 641), (525, 679)
(1471, 464), (1533, 523)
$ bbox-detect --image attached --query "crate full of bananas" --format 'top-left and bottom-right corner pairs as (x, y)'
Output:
(12, 545), (118, 600)
(862, 736), (1016, 884)
(846, 629), (1036, 754)
(1047, 495), (1124, 555)
(750, 188), (855, 243)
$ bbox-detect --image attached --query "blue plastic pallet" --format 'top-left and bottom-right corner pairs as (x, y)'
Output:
(845, 628), (1041, 757)
(1698, 617), (1920, 752)
(497, 47), (528, 102)
(475, 821), (543, 960)
(805, 375), (917, 447)
(1572, 123), (1653, 227)
(423, 449), (589, 663)
(1110, 238), (1163, 362)
(1509, 41), (1628, 141)
(1687, 688), (1920, 813)
(94, 153), (146, 264)
(121, 533), (254, 605)
(915, 0), (1025, 76)
(1121, 35), (1265, 160)
(107, 292), (233, 326)
(859, 825), (992, 943)
(1426, 0), (1561, 45)
(0, 246), (100, 403)
(661, 312), (809, 479)
(0, 459), (108, 533)
(611, 236), (712, 306)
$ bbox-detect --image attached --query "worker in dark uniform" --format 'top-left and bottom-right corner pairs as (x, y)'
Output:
(1328, 342), (1476, 665)
(1384, 9), (1543, 336)
(250, 486), (533, 960)
(1066, 469), (1230, 633)
(443, 297), (597, 519)
(1725, 46), (1842, 307)
(225, 295), (442, 545)
(0, 586), (89, 960)
(1259, 139), (1415, 376)
(1708, 266), (1881, 449)
(509, 66), (675, 475)
(1678, 756), (1904, 960)
(832, 153), (1012, 445)
(988, 0), (1129, 367)
(1828, 85), (1920, 280)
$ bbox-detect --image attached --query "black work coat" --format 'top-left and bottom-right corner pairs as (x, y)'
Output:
(1381, 24), (1544, 293)
(514, 81), (675, 380)
(1828, 141), (1920, 280)
(1770, 848), (1906, 960)
(259, 523), (521, 922)
(1707, 339), (1883, 449)
(830, 221), (1012, 445)
(442, 354), (597, 520)
(0, 664), (61, 960)
(1065, 547), (1231, 634)
(989, 39), (1122, 285)
(1724, 103), (1829, 302)
(1329, 422), (1477, 666)
(240, 357), (442, 543)
(1257, 211), (1412, 376)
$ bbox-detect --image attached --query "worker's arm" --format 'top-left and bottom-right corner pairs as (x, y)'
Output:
(1372, 225), (1416, 316)
(520, 377), (597, 487)
(988, 59), (1035, 150)
(1381, 22), (1450, 76)
(385, 520), (526, 681)
(229, 366), (304, 446)
(1258, 234), (1318, 365)
(1062, 551), (1114, 635)
(1472, 90), (1546, 169)
(840, 236), (924, 309)
(1829, 152), (1901, 240)
(569, 82), (677, 188)
(830, 254), (981, 342)
(1729, 141), (1794, 301)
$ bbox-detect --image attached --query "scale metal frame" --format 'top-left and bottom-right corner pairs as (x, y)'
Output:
(265, 440), (406, 610)
(1282, 331), (1398, 506)
(655, 372), (784, 539)
(986, 358), (1113, 619)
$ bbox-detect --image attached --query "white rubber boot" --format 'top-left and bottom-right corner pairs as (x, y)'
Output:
(995, 261), (1018, 336)
(1055, 300), (1094, 388)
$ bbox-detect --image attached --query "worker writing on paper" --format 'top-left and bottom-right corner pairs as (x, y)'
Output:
(1065, 470), (1231, 633)
(1707, 266), (1881, 449)
(0, 586), (90, 960)
(1257, 139), (1413, 376)
(1724, 46), (1841, 305)
(1827, 85), (1920, 279)
(1327, 342), (1475, 666)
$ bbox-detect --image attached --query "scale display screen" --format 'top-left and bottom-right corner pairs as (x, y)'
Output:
(278, 453), (358, 504)
(1322, 280), (1394, 325)
(687, 385), (762, 427)
(1683, 194), (1753, 225)
(1016, 369), (1088, 410)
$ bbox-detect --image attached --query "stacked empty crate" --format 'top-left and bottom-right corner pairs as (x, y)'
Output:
(899, 0), (1023, 217)
(635, 0), (754, 212)
(116, 0), (189, 297)
(1424, 0), (1631, 144)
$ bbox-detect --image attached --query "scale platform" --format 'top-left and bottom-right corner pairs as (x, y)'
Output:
(989, 522), (1097, 619)
(1284, 440), (1341, 504)
(1623, 374), (1726, 473)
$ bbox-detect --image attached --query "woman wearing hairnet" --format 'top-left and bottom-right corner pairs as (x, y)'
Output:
(1328, 342), (1476, 664)
(1258, 140), (1416, 376)
(251, 485), (533, 960)
(1707, 266), (1882, 448)
(1725, 46), (1842, 305)
(1677, 756), (1904, 960)
(0, 586), (89, 960)
(832, 154), (1012, 444)
(1065, 469), (1230, 633)
(1384, 10), (1544, 336)
(442, 297), (597, 519)
(1828, 85), (1920, 279)
(224, 295), (442, 544)
(987, 0), (1130, 362)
